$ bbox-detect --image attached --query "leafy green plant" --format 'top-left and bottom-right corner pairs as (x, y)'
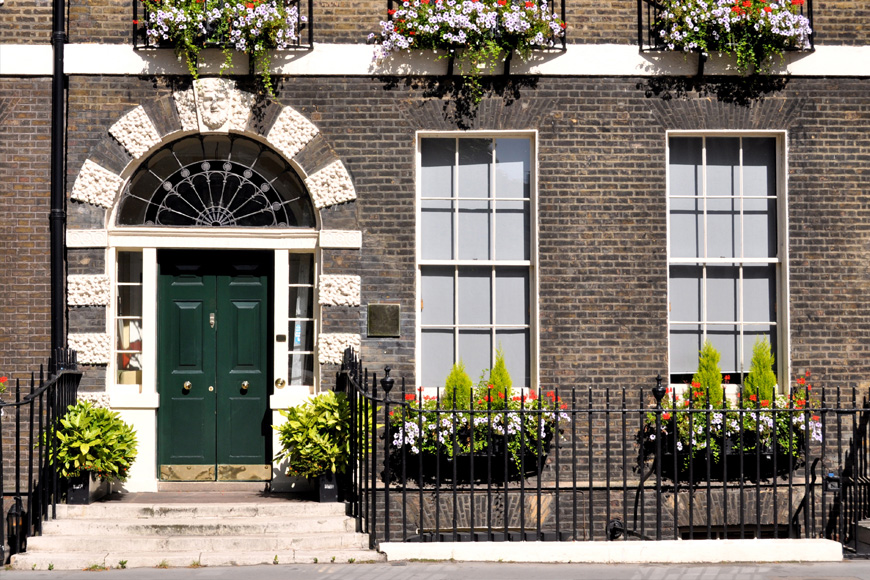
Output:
(478, 347), (513, 408)
(274, 391), (351, 478)
(118, 560), (128, 569)
(156, 560), (170, 569)
(443, 361), (473, 409)
(47, 401), (138, 482)
(691, 340), (724, 408)
(743, 337), (777, 403)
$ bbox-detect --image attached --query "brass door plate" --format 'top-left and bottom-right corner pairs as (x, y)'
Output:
(217, 464), (272, 481)
(159, 464), (216, 481)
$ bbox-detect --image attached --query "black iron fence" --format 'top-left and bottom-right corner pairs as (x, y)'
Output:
(1, 349), (81, 564)
(340, 351), (870, 553)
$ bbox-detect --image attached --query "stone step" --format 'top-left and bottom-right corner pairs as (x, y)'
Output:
(55, 501), (347, 519)
(11, 549), (384, 570)
(25, 532), (369, 553)
(41, 515), (356, 536)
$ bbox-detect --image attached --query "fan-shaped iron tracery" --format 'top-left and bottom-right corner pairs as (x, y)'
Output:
(117, 135), (316, 228)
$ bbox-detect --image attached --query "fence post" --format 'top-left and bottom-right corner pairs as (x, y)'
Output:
(652, 374), (666, 541)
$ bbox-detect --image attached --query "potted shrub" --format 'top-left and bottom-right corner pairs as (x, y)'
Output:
(654, 0), (812, 73)
(48, 400), (138, 504)
(142, 0), (306, 94)
(274, 390), (350, 502)
(368, 0), (566, 103)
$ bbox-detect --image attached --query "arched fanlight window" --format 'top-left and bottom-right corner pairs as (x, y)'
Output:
(117, 134), (316, 228)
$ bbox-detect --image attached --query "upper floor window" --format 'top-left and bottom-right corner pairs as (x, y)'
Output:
(668, 134), (785, 385)
(418, 135), (535, 389)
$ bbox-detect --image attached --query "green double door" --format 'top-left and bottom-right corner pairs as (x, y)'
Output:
(157, 250), (272, 481)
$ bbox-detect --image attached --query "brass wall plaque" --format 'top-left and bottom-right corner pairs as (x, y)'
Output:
(160, 464), (215, 481)
(367, 303), (400, 338)
(217, 464), (272, 481)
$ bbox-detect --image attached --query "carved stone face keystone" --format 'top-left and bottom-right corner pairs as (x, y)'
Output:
(195, 78), (235, 130)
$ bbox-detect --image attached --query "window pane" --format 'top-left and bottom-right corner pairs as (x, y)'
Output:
(421, 199), (454, 260)
(421, 266), (454, 326)
(117, 354), (142, 384)
(459, 329), (491, 378)
(289, 254), (314, 285)
(289, 321), (314, 352)
(422, 329), (454, 388)
(706, 137), (739, 198)
(706, 196), (740, 258)
(669, 137), (702, 197)
(706, 267), (738, 323)
(495, 200), (529, 260)
(669, 266), (701, 323)
(707, 324), (738, 373)
(495, 268), (529, 325)
(743, 265), (776, 323)
(421, 138), (455, 199)
(117, 286), (143, 317)
(458, 200), (491, 260)
(670, 325), (702, 375)
(118, 252), (143, 284)
(742, 138), (776, 199)
(458, 139), (491, 199)
(289, 353), (314, 386)
(496, 329), (529, 388)
(744, 196), (776, 258)
(495, 138), (530, 199)
(116, 319), (143, 351)
(458, 267), (491, 325)
(288, 286), (313, 319)
(670, 196), (703, 259)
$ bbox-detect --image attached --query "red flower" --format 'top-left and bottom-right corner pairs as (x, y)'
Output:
(560, 403), (567, 410)
(723, 375), (730, 383)
(559, 22), (566, 29)
(763, 6), (772, 11)
(0, 376), (7, 383)
(132, 19), (139, 24)
(245, 2), (254, 8)
(761, 400), (770, 407)
(806, 370), (811, 377)
(662, 412), (672, 421)
(498, 392), (504, 399)
(797, 377), (806, 385)
(742, 0), (751, 6)
(791, 0), (804, 4)
(691, 381), (701, 389)
(812, 415), (820, 421)
(524, 1), (534, 7)
(749, 394), (757, 402)
(405, 393), (415, 401)
(488, 384), (494, 389)
(731, 6), (742, 13)
(546, 391), (555, 399)
(388, 9), (396, 14)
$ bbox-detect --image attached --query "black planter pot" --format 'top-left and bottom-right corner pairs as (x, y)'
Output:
(66, 472), (98, 505)
(317, 472), (339, 503)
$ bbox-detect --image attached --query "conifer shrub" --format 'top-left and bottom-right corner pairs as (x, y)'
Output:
(443, 361), (473, 409)
(742, 338), (777, 404)
(691, 340), (724, 407)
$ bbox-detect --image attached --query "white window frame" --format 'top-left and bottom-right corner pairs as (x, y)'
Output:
(665, 130), (790, 388)
(415, 130), (540, 391)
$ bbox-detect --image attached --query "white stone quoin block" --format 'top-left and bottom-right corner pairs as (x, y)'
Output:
(304, 160), (356, 209)
(318, 275), (361, 306)
(68, 333), (111, 365)
(317, 333), (361, 365)
(70, 159), (122, 209)
(109, 106), (161, 159)
(267, 105), (319, 161)
(67, 275), (111, 306)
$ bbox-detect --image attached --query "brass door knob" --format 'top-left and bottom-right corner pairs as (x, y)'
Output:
(241, 381), (249, 391)
(183, 381), (192, 392)
(275, 378), (286, 389)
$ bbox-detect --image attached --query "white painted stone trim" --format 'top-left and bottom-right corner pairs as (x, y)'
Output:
(267, 105), (319, 163)
(67, 229), (108, 248)
(109, 106), (162, 159)
(320, 230), (362, 249)
(173, 88), (198, 132)
(304, 160), (356, 209)
(2, 44), (869, 77)
(318, 275), (360, 306)
(380, 539), (843, 563)
(68, 275), (111, 306)
(76, 392), (111, 409)
(70, 160), (122, 209)
(317, 333), (361, 365)
(68, 333), (111, 365)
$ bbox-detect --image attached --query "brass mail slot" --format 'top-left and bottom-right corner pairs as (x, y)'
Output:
(217, 464), (272, 481)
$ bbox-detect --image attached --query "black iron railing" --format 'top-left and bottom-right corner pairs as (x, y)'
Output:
(340, 350), (870, 552)
(133, 0), (313, 51)
(1, 349), (81, 564)
(637, 0), (814, 53)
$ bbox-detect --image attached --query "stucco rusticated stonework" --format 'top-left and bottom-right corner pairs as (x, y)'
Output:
(109, 106), (162, 159)
(318, 333), (361, 365)
(174, 88), (198, 132)
(68, 275), (111, 306)
(318, 275), (361, 307)
(320, 230), (363, 249)
(304, 160), (356, 209)
(68, 333), (111, 365)
(77, 392), (111, 409)
(267, 106), (319, 163)
(70, 159), (123, 209)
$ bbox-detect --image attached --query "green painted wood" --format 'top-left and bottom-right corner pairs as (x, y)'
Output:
(157, 251), (272, 478)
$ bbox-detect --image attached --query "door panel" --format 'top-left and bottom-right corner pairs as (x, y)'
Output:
(157, 250), (272, 481)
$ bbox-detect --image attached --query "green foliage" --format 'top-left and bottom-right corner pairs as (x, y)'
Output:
(473, 347), (513, 409)
(743, 338), (777, 403)
(443, 361), (473, 409)
(274, 391), (351, 478)
(691, 341), (724, 408)
(48, 401), (138, 482)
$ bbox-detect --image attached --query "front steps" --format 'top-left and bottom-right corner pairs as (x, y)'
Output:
(11, 498), (383, 570)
